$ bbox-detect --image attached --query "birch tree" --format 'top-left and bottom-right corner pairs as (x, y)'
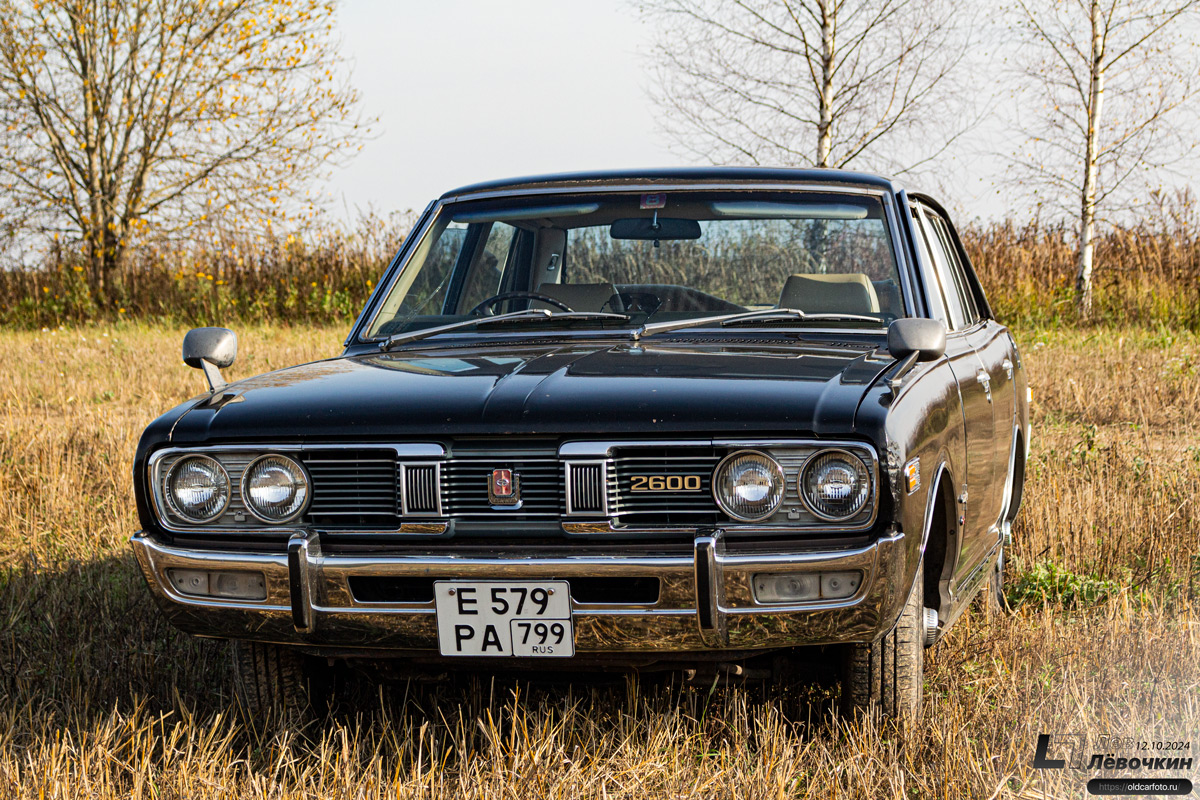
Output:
(0, 0), (364, 300)
(1009, 0), (1200, 317)
(640, 0), (974, 175)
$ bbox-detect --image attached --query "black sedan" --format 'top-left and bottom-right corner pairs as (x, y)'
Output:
(131, 167), (1029, 720)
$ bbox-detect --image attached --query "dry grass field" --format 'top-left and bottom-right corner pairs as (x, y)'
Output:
(0, 322), (1197, 798)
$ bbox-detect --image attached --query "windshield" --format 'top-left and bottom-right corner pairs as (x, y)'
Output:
(364, 190), (903, 340)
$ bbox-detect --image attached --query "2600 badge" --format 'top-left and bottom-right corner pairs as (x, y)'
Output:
(629, 475), (704, 492)
(434, 581), (574, 657)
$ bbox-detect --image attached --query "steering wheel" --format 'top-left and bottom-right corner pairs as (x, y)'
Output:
(618, 290), (663, 315)
(467, 291), (574, 317)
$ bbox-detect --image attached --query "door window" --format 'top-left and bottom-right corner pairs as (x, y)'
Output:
(916, 206), (979, 331)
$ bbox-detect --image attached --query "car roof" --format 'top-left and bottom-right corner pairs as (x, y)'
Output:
(439, 167), (899, 200)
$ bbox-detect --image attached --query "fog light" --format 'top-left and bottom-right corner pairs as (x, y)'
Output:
(167, 569), (267, 600)
(820, 571), (862, 599)
(754, 573), (819, 603)
(169, 568), (209, 596)
(753, 570), (864, 603)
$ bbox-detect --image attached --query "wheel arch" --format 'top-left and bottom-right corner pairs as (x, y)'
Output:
(1005, 427), (1026, 526)
(919, 460), (959, 616)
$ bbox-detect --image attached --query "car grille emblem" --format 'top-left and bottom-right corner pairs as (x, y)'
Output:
(488, 469), (521, 506)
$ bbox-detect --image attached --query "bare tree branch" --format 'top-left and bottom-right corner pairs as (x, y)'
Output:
(0, 0), (367, 296)
(1004, 0), (1200, 317)
(640, 0), (978, 176)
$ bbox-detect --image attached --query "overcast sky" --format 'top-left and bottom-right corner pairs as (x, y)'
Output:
(324, 1), (676, 217)
(323, 0), (1006, 223)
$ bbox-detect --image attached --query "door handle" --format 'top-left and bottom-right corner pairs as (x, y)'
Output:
(1002, 359), (1013, 380)
(977, 371), (993, 402)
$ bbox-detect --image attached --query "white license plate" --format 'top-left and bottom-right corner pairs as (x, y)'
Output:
(434, 581), (574, 657)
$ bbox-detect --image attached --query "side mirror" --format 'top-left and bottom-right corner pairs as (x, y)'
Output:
(887, 318), (946, 362)
(183, 327), (237, 392)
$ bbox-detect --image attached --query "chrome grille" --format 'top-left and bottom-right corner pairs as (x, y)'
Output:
(301, 450), (399, 527)
(611, 447), (721, 524)
(399, 463), (441, 516)
(442, 455), (563, 518)
(565, 461), (611, 515)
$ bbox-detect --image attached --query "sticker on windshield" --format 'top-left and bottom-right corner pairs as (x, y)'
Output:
(640, 193), (667, 210)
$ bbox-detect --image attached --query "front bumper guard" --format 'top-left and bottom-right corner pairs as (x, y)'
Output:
(130, 528), (915, 654)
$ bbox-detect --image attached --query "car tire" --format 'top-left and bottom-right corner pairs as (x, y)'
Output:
(842, 561), (924, 721)
(232, 640), (327, 720)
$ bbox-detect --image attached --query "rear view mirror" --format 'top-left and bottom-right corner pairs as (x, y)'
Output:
(183, 327), (237, 392)
(610, 217), (702, 240)
(887, 318), (946, 362)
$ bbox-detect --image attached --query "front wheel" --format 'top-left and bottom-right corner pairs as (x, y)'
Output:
(842, 562), (924, 721)
(232, 640), (331, 720)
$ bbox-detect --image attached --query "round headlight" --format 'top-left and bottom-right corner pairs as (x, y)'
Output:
(165, 455), (230, 523)
(712, 450), (785, 522)
(241, 454), (309, 523)
(801, 450), (871, 521)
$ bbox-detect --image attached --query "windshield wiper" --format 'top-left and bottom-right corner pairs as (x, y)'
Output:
(720, 309), (883, 326)
(380, 309), (631, 351)
(633, 308), (882, 341)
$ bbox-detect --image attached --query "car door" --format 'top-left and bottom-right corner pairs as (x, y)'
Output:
(912, 205), (997, 589)
(926, 209), (1016, 532)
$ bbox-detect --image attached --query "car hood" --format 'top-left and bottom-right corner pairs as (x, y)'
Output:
(166, 337), (895, 442)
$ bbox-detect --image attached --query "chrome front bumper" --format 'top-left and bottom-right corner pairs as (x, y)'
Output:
(130, 529), (915, 655)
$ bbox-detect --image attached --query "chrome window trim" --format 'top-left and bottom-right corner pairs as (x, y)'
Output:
(563, 459), (611, 517)
(239, 454), (311, 524)
(398, 461), (445, 518)
(345, 199), (442, 347)
(443, 181), (891, 203)
(357, 183), (914, 345)
(880, 190), (919, 318)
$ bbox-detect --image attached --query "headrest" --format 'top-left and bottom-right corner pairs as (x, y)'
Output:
(778, 273), (880, 315)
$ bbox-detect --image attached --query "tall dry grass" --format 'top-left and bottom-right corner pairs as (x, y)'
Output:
(3, 214), (1200, 331)
(0, 322), (1197, 797)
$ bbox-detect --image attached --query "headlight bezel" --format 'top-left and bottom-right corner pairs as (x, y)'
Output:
(711, 448), (786, 523)
(239, 453), (311, 524)
(798, 447), (872, 522)
(163, 454), (232, 524)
